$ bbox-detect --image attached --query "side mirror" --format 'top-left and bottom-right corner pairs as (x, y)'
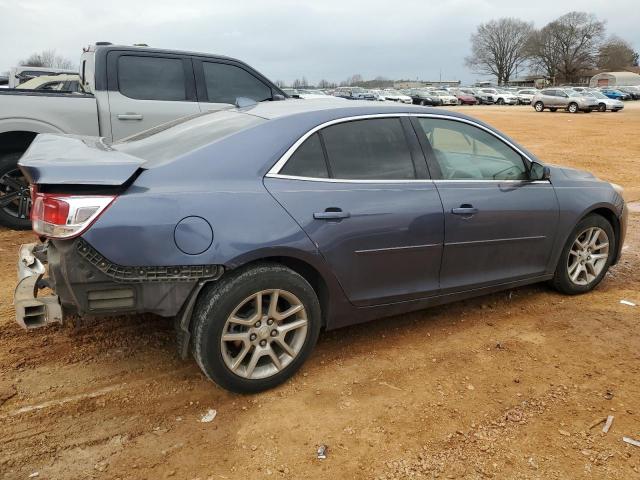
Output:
(530, 161), (551, 181)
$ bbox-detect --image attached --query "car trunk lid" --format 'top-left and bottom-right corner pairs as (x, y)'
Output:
(18, 133), (144, 186)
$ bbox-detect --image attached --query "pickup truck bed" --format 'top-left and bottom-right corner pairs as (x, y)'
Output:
(0, 90), (100, 137)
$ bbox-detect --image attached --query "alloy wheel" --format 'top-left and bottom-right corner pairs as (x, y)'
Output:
(534, 102), (544, 112)
(568, 103), (578, 113)
(567, 227), (610, 286)
(0, 167), (31, 220)
(220, 289), (308, 379)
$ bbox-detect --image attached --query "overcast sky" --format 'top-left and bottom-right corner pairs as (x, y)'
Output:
(1, 0), (638, 84)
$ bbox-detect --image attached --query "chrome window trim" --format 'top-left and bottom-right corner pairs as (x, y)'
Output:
(265, 173), (433, 184)
(266, 112), (539, 183)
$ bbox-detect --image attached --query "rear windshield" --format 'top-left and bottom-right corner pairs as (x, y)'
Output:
(112, 110), (266, 165)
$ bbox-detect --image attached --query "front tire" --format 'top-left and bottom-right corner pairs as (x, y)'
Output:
(551, 215), (615, 295)
(598, 103), (607, 112)
(0, 153), (31, 230)
(192, 263), (321, 393)
(534, 102), (544, 112)
(497, 98), (505, 105)
(568, 102), (578, 113)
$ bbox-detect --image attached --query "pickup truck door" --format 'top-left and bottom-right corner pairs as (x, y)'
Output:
(106, 52), (200, 141)
(193, 59), (279, 113)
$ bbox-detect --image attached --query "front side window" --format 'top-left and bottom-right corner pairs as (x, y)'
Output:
(417, 118), (528, 181)
(202, 62), (272, 104)
(118, 56), (187, 101)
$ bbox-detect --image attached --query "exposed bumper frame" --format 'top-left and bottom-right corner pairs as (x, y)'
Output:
(14, 243), (63, 329)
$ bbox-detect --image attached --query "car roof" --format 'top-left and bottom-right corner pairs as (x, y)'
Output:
(239, 99), (440, 120)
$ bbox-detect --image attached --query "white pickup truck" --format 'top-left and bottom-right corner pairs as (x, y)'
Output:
(0, 43), (286, 228)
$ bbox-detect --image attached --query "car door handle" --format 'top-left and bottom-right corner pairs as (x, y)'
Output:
(313, 208), (350, 220)
(117, 113), (144, 120)
(451, 205), (478, 215)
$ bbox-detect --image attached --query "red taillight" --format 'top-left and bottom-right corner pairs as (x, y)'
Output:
(32, 194), (70, 225)
(31, 190), (115, 239)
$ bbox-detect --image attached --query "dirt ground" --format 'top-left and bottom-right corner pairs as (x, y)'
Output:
(1, 103), (639, 480)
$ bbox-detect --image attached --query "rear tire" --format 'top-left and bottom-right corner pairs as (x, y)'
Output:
(534, 102), (544, 112)
(497, 98), (505, 105)
(192, 263), (321, 393)
(568, 102), (578, 113)
(551, 215), (615, 295)
(0, 153), (31, 230)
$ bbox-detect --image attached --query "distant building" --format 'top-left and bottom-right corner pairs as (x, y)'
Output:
(589, 71), (640, 87)
(394, 80), (461, 89)
(506, 75), (548, 88)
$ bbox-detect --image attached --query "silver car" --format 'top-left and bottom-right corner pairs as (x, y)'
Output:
(532, 89), (598, 113)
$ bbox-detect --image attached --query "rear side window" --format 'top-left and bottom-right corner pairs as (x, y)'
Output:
(118, 56), (186, 101)
(280, 133), (328, 178)
(321, 118), (416, 180)
(202, 62), (272, 104)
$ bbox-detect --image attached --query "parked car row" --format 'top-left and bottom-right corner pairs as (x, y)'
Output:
(318, 85), (546, 107)
(532, 86), (626, 113)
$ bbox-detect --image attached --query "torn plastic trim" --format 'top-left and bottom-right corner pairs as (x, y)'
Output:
(76, 239), (224, 283)
(14, 243), (63, 330)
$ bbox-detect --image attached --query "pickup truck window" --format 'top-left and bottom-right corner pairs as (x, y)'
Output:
(118, 56), (186, 101)
(202, 62), (272, 104)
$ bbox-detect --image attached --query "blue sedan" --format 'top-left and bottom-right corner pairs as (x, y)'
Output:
(600, 88), (628, 100)
(16, 100), (628, 392)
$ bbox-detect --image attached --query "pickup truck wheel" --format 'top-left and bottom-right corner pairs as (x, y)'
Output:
(192, 263), (321, 393)
(0, 153), (31, 230)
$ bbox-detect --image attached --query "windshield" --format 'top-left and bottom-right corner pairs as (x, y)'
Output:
(113, 110), (266, 165)
(589, 91), (607, 99)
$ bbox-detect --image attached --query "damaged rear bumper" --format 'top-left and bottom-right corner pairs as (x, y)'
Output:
(14, 243), (63, 329)
(14, 238), (224, 330)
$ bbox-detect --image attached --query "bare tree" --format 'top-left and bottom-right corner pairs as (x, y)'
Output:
(347, 74), (363, 86)
(548, 12), (605, 83)
(597, 36), (639, 70)
(274, 79), (285, 88)
(465, 18), (533, 84)
(526, 24), (563, 82)
(19, 49), (75, 69)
